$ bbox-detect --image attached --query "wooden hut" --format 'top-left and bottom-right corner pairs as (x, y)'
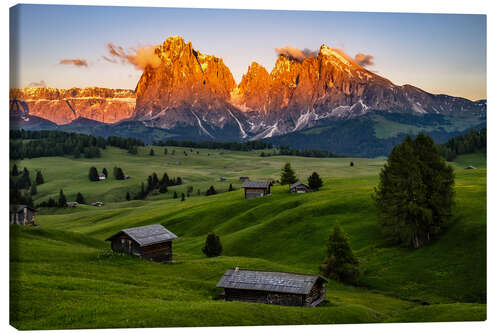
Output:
(289, 181), (312, 193)
(242, 181), (271, 199)
(217, 269), (327, 307)
(239, 176), (250, 182)
(9, 205), (36, 226)
(105, 224), (178, 262)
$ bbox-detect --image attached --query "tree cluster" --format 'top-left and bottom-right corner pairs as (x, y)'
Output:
(374, 134), (455, 249)
(134, 172), (182, 200)
(439, 128), (486, 161)
(308, 172), (323, 190)
(153, 139), (272, 151)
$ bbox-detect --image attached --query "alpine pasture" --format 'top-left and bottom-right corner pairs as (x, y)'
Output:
(10, 146), (486, 329)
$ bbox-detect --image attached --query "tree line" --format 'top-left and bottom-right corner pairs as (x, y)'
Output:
(153, 139), (273, 151)
(439, 128), (486, 161)
(262, 145), (342, 158)
(10, 129), (144, 160)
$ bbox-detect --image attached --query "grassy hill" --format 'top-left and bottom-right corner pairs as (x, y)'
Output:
(10, 149), (486, 329)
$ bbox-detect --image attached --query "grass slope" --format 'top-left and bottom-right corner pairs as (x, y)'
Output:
(10, 151), (486, 329)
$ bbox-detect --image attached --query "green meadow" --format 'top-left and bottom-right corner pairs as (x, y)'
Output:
(10, 147), (486, 329)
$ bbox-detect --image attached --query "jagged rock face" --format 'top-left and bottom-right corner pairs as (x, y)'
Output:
(134, 36), (240, 133)
(9, 87), (135, 124)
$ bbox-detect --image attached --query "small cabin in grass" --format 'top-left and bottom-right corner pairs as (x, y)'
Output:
(217, 269), (327, 307)
(10, 205), (36, 226)
(290, 181), (312, 193)
(242, 181), (271, 199)
(66, 201), (79, 208)
(98, 173), (106, 180)
(239, 176), (250, 182)
(106, 224), (178, 262)
(92, 201), (104, 207)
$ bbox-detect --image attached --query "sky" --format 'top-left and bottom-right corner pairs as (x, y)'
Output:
(10, 4), (486, 100)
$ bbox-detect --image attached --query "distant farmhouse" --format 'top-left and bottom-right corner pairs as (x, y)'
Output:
(98, 173), (106, 180)
(10, 205), (36, 226)
(239, 176), (249, 182)
(217, 269), (327, 307)
(92, 201), (104, 207)
(220, 177), (227, 181)
(242, 181), (271, 199)
(290, 181), (312, 193)
(106, 224), (178, 262)
(66, 202), (79, 208)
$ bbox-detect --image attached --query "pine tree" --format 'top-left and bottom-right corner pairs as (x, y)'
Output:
(159, 183), (168, 193)
(202, 232), (223, 257)
(164, 148), (168, 155)
(30, 183), (37, 196)
(20, 168), (31, 189)
(181, 193), (185, 201)
(308, 172), (323, 190)
(152, 173), (159, 188)
(126, 192), (131, 201)
(12, 164), (19, 176)
(76, 192), (85, 204)
(320, 224), (360, 284)
(280, 162), (298, 185)
(350, 161), (354, 167)
(35, 170), (44, 185)
(102, 168), (108, 178)
(173, 191), (178, 199)
(160, 173), (169, 186)
(228, 183), (234, 192)
(373, 134), (455, 249)
(89, 167), (99, 181)
(149, 148), (155, 156)
(58, 189), (67, 208)
(206, 186), (217, 196)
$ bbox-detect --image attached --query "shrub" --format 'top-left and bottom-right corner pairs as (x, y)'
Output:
(202, 232), (223, 257)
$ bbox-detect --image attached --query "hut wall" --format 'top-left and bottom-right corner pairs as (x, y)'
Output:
(139, 241), (172, 262)
(224, 289), (304, 307)
(304, 281), (326, 307)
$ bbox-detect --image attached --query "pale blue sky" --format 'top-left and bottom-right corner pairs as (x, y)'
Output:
(10, 4), (486, 100)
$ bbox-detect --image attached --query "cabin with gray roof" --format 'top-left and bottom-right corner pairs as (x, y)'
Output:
(217, 269), (327, 307)
(10, 205), (36, 226)
(105, 224), (178, 262)
(290, 181), (312, 193)
(242, 181), (271, 199)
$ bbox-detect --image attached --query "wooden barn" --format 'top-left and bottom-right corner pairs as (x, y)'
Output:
(217, 269), (327, 307)
(10, 205), (36, 226)
(290, 181), (312, 193)
(105, 224), (178, 262)
(242, 181), (271, 199)
(239, 176), (250, 182)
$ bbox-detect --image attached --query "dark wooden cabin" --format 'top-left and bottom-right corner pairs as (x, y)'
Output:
(242, 181), (271, 199)
(217, 269), (327, 307)
(10, 205), (36, 226)
(105, 224), (178, 262)
(289, 181), (312, 193)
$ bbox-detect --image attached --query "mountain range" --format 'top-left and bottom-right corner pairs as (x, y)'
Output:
(10, 36), (486, 157)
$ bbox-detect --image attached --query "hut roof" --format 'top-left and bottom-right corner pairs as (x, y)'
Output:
(290, 181), (310, 190)
(242, 181), (271, 189)
(106, 224), (178, 247)
(217, 269), (327, 295)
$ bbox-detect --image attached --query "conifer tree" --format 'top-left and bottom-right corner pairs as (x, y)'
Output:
(202, 232), (223, 257)
(164, 148), (168, 155)
(21, 168), (31, 189)
(374, 134), (455, 248)
(126, 192), (131, 201)
(181, 193), (185, 201)
(58, 189), (67, 208)
(320, 224), (360, 284)
(35, 170), (44, 185)
(228, 183), (234, 192)
(159, 183), (168, 193)
(308, 172), (323, 190)
(88, 167), (99, 181)
(76, 192), (85, 204)
(102, 168), (108, 178)
(30, 183), (37, 196)
(149, 148), (155, 156)
(12, 164), (19, 176)
(173, 191), (178, 199)
(280, 162), (298, 185)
